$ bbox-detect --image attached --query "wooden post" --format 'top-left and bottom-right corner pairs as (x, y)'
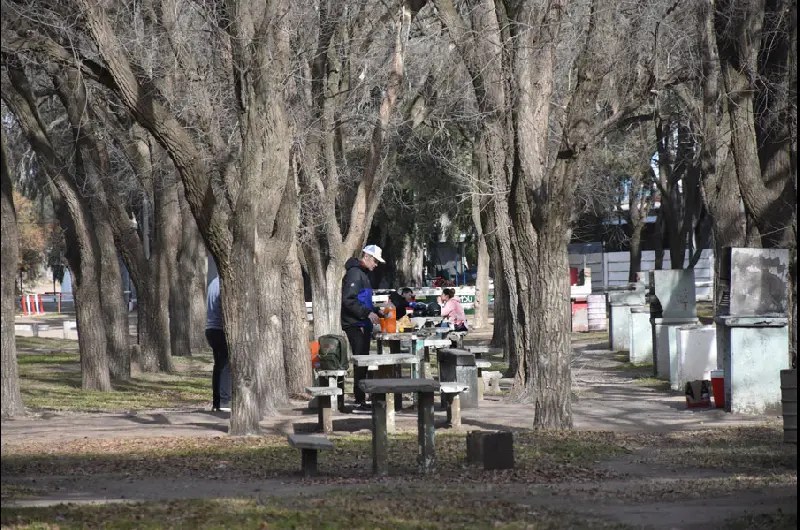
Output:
(372, 393), (389, 476)
(301, 449), (318, 477)
(318, 395), (333, 434)
(417, 391), (436, 473)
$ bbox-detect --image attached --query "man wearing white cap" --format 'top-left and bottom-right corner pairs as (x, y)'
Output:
(341, 245), (385, 411)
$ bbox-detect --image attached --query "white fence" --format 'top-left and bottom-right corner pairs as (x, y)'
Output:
(569, 249), (714, 300)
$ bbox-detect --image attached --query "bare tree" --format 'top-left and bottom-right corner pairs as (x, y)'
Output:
(2, 66), (112, 391)
(1, 131), (25, 418)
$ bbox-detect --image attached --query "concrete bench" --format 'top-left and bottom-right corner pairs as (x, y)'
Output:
(439, 382), (468, 428)
(314, 369), (348, 412)
(475, 359), (491, 400)
(287, 434), (335, 477)
(306, 386), (343, 434)
(438, 349), (478, 409)
(358, 378), (440, 476)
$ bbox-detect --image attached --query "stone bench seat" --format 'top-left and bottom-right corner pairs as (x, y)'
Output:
(439, 383), (468, 428)
(287, 434), (335, 477)
(305, 387), (343, 434)
(313, 370), (348, 413)
(475, 360), (491, 369)
(305, 386), (343, 397)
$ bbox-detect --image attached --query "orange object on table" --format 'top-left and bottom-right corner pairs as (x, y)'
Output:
(310, 340), (320, 369)
(382, 307), (397, 333)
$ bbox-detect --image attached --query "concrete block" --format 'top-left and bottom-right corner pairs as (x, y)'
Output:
(653, 318), (697, 380)
(676, 325), (717, 391)
(483, 431), (514, 470)
(651, 269), (697, 319)
(719, 317), (790, 415)
(610, 304), (634, 351)
(725, 248), (789, 316)
(628, 306), (653, 364)
(466, 431), (489, 464)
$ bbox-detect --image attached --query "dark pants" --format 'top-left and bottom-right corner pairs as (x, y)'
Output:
(205, 328), (229, 409)
(344, 325), (371, 404)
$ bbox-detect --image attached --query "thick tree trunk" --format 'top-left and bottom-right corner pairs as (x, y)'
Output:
(282, 242), (313, 394)
(136, 279), (173, 372)
(1, 134), (24, 418)
(308, 260), (345, 338)
(526, 212), (573, 428)
(176, 187), (208, 353)
(397, 235), (424, 287)
(96, 223), (130, 380)
(223, 250), (290, 433)
(161, 173), (191, 358)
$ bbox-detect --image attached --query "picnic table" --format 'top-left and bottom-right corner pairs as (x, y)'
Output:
(358, 378), (440, 476)
(351, 353), (419, 433)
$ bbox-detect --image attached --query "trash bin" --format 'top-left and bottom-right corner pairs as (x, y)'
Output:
(438, 349), (478, 409)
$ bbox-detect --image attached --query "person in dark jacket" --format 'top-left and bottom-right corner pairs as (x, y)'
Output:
(389, 287), (416, 319)
(341, 245), (385, 410)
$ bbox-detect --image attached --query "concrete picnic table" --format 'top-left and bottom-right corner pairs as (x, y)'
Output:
(358, 378), (440, 476)
(351, 353), (419, 432)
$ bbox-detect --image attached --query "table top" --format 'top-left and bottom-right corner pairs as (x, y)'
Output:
(359, 378), (440, 394)
(374, 332), (419, 340)
(351, 354), (420, 367)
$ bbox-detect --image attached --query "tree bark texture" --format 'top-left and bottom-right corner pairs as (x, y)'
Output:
(2, 67), (111, 392)
(282, 241), (313, 394)
(1, 133), (25, 418)
(51, 67), (131, 381)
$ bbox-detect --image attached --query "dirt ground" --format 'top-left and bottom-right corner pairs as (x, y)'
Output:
(2, 332), (797, 529)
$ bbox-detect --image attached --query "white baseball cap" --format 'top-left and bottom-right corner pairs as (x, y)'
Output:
(362, 244), (386, 263)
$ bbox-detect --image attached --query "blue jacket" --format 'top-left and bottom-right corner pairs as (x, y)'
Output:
(341, 257), (375, 329)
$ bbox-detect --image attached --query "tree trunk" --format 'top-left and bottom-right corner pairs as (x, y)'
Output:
(471, 155), (490, 330)
(96, 222), (131, 380)
(1, 133), (24, 418)
(2, 66), (111, 392)
(282, 241), (312, 394)
(628, 223), (645, 283)
(162, 173), (191, 358)
(176, 187), (208, 353)
(136, 279), (173, 372)
(397, 235), (424, 287)
(308, 259), (346, 338)
(526, 207), (573, 428)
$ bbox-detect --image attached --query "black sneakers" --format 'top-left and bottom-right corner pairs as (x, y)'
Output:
(354, 402), (373, 412)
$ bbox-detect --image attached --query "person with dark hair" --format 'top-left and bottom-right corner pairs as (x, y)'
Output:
(341, 245), (385, 411)
(389, 287), (417, 319)
(440, 287), (468, 332)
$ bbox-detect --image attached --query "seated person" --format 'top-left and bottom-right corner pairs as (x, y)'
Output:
(439, 288), (468, 332)
(388, 287), (416, 318)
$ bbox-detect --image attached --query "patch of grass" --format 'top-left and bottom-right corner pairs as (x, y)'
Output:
(573, 331), (609, 343)
(0, 490), (629, 529)
(629, 377), (671, 391)
(1, 431), (627, 487)
(15, 336), (77, 352)
(697, 301), (714, 325)
(16, 342), (213, 412)
(614, 425), (798, 472)
(610, 353), (653, 373)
